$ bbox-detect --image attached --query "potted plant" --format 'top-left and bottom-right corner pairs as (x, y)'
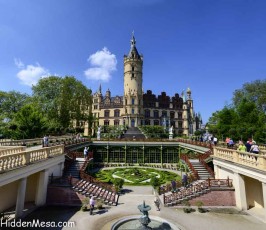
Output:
(182, 199), (192, 213)
(195, 200), (205, 213)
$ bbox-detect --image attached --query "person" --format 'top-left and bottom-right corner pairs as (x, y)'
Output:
(213, 136), (218, 146)
(250, 141), (259, 154)
(182, 173), (188, 187)
(84, 147), (88, 159)
(43, 135), (48, 147)
(228, 138), (234, 148)
(237, 141), (247, 152)
(154, 197), (160, 211)
(90, 196), (95, 215)
(245, 140), (252, 152)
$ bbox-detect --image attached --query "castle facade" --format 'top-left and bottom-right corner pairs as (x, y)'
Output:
(88, 34), (201, 136)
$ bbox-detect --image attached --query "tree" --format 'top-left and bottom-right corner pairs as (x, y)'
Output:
(32, 76), (92, 132)
(233, 79), (266, 113)
(14, 104), (47, 139)
(150, 176), (160, 188)
(208, 80), (266, 142)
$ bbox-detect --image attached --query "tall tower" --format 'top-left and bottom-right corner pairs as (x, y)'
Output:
(123, 32), (143, 127)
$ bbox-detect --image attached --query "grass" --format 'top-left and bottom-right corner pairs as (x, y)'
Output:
(91, 167), (181, 186)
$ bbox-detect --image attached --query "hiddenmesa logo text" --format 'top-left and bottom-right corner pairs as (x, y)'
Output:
(0, 219), (76, 228)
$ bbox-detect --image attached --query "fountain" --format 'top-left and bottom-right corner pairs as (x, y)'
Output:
(111, 200), (181, 230)
(138, 201), (151, 229)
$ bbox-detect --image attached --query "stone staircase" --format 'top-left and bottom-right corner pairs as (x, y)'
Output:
(123, 127), (146, 140)
(190, 159), (213, 180)
(64, 158), (85, 179)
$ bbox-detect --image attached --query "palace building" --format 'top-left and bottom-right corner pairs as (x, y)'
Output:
(89, 34), (202, 136)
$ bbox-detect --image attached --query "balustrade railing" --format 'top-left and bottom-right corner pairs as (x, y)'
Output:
(0, 136), (85, 147)
(180, 154), (199, 180)
(0, 145), (64, 173)
(214, 147), (266, 171)
(0, 146), (26, 157)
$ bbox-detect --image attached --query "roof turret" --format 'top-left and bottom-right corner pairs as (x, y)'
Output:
(128, 31), (141, 59)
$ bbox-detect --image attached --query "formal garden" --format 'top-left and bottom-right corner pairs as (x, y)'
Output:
(90, 167), (181, 186)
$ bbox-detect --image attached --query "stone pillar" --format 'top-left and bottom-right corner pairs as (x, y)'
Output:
(213, 164), (219, 179)
(15, 177), (27, 218)
(234, 172), (248, 210)
(262, 182), (266, 221)
(35, 170), (49, 206)
(59, 162), (64, 177)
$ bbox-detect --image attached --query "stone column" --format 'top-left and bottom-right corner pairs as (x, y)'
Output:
(262, 182), (266, 221)
(234, 172), (248, 210)
(15, 177), (27, 218)
(59, 162), (64, 177)
(213, 163), (219, 179)
(35, 169), (49, 206)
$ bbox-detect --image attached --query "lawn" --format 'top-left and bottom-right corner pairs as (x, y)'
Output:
(91, 167), (181, 186)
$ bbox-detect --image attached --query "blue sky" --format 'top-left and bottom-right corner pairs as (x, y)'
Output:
(1, 0), (266, 123)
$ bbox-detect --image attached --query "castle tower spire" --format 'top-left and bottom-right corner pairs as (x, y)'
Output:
(123, 32), (143, 128)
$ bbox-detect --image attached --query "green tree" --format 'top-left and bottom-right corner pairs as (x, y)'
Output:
(32, 76), (92, 132)
(13, 104), (47, 139)
(208, 80), (266, 142)
(233, 79), (266, 113)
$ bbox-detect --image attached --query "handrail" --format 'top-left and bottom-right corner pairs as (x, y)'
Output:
(214, 147), (266, 171)
(180, 154), (199, 180)
(0, 145), (65, 173)
(162, 178), (233, 204)
(198, 150), (215, 178)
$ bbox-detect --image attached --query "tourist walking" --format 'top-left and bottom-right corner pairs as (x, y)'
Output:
(84, 147), (88, 159)
(245, 140), (252, 152)
(90, 196), (95, 215)
(250, 141), (260, 154)
(182, 173), (188, 187)
(43, 135), (49, 147)
(237, 141), (247, 152)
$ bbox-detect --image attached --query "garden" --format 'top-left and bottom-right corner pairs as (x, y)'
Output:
(91, 167), (181, 186)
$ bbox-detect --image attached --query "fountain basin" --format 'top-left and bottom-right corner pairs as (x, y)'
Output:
(111, 215), (181, 230)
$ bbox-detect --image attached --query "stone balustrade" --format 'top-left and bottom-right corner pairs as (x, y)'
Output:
(0, 145), (64, 173)
(214, 147), (266, 171)
(0, 136), (73, 147)
(0, 146), (26, 157)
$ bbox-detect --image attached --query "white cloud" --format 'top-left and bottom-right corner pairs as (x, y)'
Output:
(15, 59), (50, 86)
(14, 58), (24, 69)
(84, 47), (117, 82)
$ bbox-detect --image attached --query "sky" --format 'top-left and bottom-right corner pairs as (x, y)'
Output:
(0, 0), (266, 123)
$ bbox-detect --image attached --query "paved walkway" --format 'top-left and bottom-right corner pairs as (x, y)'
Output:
(59, 185), (266, 230)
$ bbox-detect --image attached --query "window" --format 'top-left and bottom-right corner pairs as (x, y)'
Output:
(94, 105), (98, 110)
(178, 112), (182, 119)
(104, 110), (110, 117)
(114, 120), (120, 126)
(145, 110), (150, 118)
(94, 99), (98, 103)
(132, 73), (134, 78)
(170, 111), (175, 119)
(132, 66), (134, 71)
(132, 98), (135, 105)
(154, 120), (159, 125)
(162, 111), (167, 117)
(145, 120), (150, 125)
(114, 110), (120, 117)
(153, 110), (159, 118)
(132, 109), (135, 114)
(125, 99), (127, 105)
(178, 122), (182, 128)
(104, 120), (109, 126)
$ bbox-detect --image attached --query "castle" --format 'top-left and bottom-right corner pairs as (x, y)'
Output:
(87, 34), (202, 136)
